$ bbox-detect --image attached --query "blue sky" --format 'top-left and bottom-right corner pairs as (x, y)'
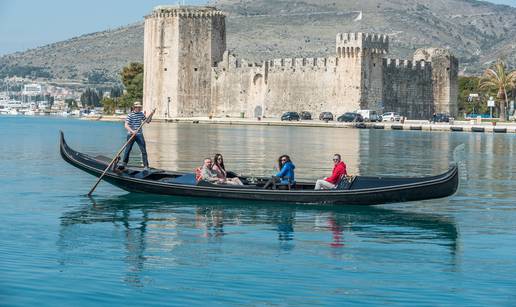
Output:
(0, 0), (515, 56)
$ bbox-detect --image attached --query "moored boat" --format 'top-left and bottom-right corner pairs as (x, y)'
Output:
(60, 131), (459, 205)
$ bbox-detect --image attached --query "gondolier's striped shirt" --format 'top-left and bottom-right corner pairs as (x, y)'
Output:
(126, 111), (147, 134)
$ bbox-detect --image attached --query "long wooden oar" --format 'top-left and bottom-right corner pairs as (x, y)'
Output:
(87, 109), (156, 196)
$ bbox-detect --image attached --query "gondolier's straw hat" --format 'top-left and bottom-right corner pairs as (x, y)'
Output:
(133, 101), (142, 107)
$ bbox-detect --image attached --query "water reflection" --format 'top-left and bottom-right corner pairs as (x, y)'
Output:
(195, 207), (225, 239)
(122, 209), (147, 286)
(58, 194), (459, 287)
(144, 123), (362, 178)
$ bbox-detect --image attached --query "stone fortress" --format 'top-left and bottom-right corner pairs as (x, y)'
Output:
(143, 5), (458, 120)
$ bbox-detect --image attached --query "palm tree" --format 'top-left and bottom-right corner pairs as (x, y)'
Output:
(478, 60), (516, 120)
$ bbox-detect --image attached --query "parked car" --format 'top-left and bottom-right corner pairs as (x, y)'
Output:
(356, 109), (381, 122)
(281, 112), (300, 121)
(465, 113), (491, 119)
(319, 112), (334, 121)
(300, 111), (312, 120)
(337, 112), (364, 122)
(382, 112), (401, 122)
(431, 113), (450, 123)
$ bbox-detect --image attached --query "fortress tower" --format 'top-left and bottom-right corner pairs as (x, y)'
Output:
(414, 48), (459, 116)
(336, 33), (389, 111)
(143, 5), (226, 118)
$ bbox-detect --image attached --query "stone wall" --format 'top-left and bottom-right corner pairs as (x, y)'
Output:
(382, 58), (434, 119)
(413, 48), (459, 117)
(211, 52), (261, 117)
(361, 52), (384, 111)
(211, 52), (364, 118)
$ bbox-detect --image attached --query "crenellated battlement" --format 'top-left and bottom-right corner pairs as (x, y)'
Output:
(382, 58), (430, 70)
(266, 56), (337, 69)
(337, 32), (389, 44)
(145, 5), (225, 19)
(215, 51), (262, 71)
(336, 32), (389, 57)
(215, 53), (343, 75)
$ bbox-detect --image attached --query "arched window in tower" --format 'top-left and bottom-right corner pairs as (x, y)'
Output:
(253, 74), (263, 85)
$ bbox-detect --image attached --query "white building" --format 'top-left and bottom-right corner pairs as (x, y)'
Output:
(22, 84), (42, 96)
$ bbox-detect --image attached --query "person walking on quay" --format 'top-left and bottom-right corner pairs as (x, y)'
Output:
(315, 154), (347, 190)
(118, 101), (155, 171)
(431, 112), (437, 124)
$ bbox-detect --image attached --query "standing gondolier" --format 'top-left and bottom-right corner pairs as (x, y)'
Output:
(118, 101), (155, 171)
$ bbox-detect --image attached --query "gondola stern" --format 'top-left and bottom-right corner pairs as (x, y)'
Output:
(59, 130), (65, 144)
(59, 131), (72, 160)
(443, 163), (460, 198)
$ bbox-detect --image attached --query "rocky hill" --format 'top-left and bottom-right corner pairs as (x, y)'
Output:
(1, 0), (515, 83)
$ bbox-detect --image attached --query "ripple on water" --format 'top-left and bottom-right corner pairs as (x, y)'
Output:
(1, 117), (515, 305)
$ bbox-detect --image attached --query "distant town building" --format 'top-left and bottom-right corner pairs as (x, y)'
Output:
(22, 83), (42, 96)
(143, 5), (458, 119)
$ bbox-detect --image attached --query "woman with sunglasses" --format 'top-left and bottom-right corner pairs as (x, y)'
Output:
(212, 153), (243, 185)
(263, 154), (296, 189)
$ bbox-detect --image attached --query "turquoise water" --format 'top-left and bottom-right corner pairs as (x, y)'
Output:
(1, 116), (515, 306)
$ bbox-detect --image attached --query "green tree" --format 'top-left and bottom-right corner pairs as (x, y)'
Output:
(458, 76), (488, 116)
(478, 59), (516, 120)
(110, 86), (123, 98)
(45, 94), (55, 107)
(101, 97), (117, 115)
(80, 88), (101, 107)
(119, 62), (144, 111)
(65, 98), (78, 110)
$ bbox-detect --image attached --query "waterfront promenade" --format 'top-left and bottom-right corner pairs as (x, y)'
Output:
(85, 115), (516, 133)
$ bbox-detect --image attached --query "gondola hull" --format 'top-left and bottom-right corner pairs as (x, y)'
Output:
(60, 132), (458, 205)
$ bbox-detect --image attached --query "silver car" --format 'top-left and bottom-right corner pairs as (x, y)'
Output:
(382, 112), (401, 122)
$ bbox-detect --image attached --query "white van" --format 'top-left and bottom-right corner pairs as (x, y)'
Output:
(356, 110), (381, 122)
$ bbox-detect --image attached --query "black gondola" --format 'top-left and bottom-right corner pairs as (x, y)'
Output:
(60, 132), (459, 205)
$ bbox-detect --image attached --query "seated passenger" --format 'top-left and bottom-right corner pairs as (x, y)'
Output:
(199, 158), (225, 184)
(264, 155), (295, 189)
(315, 154), (347, 190)
(212, 153), (243, 185)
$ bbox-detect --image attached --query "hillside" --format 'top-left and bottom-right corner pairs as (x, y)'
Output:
(1, 0), (515, 82)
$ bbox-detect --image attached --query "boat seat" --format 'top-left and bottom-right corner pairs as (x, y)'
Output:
(336, 175), (356, 190)
(275, 181), (295, 190)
